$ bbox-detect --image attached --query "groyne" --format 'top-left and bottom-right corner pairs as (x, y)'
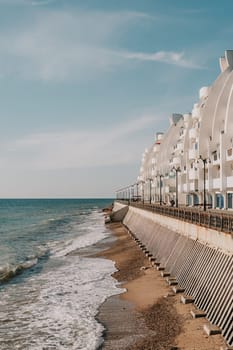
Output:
(113, 201), (233, 347)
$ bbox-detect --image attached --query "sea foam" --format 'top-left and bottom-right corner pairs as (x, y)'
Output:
(0, 209), (124, 350)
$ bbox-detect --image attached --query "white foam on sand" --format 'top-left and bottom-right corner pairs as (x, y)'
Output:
(0, 211), (124, 350)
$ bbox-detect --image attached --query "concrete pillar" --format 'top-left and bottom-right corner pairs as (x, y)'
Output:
(212, 192), (217, 208)
(223, 191), (227, 209)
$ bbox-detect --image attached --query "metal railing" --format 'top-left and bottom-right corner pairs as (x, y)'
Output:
(116, 200), (233, 234)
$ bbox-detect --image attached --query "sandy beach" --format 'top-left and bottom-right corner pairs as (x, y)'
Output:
(96, 221), (227, 350)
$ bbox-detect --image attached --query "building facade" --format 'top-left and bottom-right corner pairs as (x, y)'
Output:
(135, 50), (233, 210)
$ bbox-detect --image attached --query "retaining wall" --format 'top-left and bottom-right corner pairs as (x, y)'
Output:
(115, 202), (233, 346)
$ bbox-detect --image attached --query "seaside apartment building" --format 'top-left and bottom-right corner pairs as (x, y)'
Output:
(136, 50), (233, 210)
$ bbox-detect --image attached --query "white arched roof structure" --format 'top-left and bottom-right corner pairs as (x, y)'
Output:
(199, 50), (233, 156)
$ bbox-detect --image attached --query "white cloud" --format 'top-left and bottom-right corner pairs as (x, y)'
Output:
(117, 50), (202, 69)
(0, 115), (159, 170)
(0, 10), (147, 80)
(0, 9), (201, 81)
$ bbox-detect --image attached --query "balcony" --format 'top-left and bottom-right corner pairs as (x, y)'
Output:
(211, 150), (220, 165)
(153, 145), (159, 152)
(165, 177), (175, 186)
(226, 148), (233, 161)
(171, 157), (180, 166)
(189, 168), (198, 180)
(213, 178), (220, 189)
(189, 180), (198, 191)
(177, 142), (183, 151)
(227, 176), (233, 187)
(212, 157), (220, 165)
(189, 128), (198, 139)
(189, 149), (198, 160)
(179, 132), (185, 140)
(174, 142), (183, 154)
(165, 185), (175, 193)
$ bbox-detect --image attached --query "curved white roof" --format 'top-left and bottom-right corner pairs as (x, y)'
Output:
(199, 50), (233, 156)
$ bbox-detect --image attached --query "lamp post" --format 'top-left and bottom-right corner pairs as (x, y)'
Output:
(157, 174), (163, 205)
(141, 180), (145, 204)
(147, 178), (153, 204)
(131, 184), (134, 202)
(171, 166), (181, 208)
(198, 156), (210, 211)
(116, 188), (123, 200)
(136, 182), (139, 201)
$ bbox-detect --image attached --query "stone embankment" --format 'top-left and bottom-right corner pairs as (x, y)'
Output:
(112, 202), (233, 347)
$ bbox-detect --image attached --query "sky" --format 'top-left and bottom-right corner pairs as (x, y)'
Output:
(0, 0), (233, 198)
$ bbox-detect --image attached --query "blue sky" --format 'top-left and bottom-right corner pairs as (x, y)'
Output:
(0, 0), (232, 198)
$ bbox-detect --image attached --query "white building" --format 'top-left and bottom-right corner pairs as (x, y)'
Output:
(137, 50), (233, 209)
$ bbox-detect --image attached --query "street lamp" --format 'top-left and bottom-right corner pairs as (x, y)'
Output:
(141, 180), (145, 204)
(131, 184), (134, 202)
(156, 174), (163, 205)
(147, 178), (153, 204)
(136, 182), (139, 201)
(198, 156), (211, 211)
(128, 186), (131, 203)
(171, 166), (181, 208)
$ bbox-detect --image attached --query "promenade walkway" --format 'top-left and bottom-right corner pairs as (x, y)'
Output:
(116, 200), (233, 235)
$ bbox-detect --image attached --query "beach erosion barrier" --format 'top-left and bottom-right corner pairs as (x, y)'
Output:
(110, 204), (129, 222)
(112, 201), (233, 347)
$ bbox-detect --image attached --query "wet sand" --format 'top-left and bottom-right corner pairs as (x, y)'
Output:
(96, 221), (227, 350)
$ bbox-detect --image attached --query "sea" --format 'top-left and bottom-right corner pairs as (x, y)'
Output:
(0, 198), (123, 350)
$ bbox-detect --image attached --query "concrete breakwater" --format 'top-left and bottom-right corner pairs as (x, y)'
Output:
(112, 202), (233, 347)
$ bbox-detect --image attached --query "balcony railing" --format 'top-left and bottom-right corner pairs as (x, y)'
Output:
(116, 200), (233, 234)
(189, 128), (198, 139)
(226, 148), (233, 161)
(188, 149), (198, 160)
(188, 168), (198, 180)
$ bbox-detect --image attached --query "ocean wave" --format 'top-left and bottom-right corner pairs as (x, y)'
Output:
(0, 247), (49, 284)
(0, 259), (37, 283)
(51, 212), (109, 257)
(0, 256), (124, 350)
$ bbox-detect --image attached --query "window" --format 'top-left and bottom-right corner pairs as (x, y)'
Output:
(216, 194), (224, 209)
(193, 194), (199, 205)
(212, 151), (217, 161)
(228, 193), (233, 209)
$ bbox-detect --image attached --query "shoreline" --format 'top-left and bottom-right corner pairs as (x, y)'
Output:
(96, 221), (227, 350)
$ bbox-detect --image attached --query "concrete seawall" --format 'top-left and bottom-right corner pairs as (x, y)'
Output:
(113, 202), (233, 346)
